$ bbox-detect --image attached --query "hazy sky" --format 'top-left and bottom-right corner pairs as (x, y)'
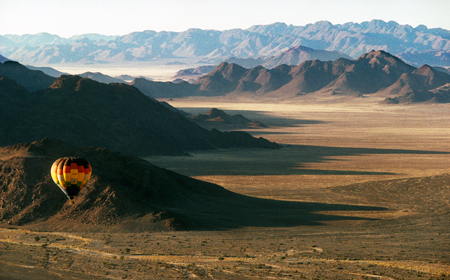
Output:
(2, 0), (450, 37)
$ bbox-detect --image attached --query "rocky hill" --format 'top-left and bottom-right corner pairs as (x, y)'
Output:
(193, 50), (450, 103)
(380, 65), (450, 103)
(2, 20), (450, 67)
(0, 138), (243, 231)
(191, 108), (268, 130)
(321, 50), (416, 95)
(0, 74), (279, 156)
(0, 139), (382, 232)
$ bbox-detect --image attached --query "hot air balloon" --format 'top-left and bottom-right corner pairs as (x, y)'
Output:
(51, 157), (92, 204)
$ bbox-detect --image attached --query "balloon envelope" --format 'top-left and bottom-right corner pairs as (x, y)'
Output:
(51, 157), (92, 199)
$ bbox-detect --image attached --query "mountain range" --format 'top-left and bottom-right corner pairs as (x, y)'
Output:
(132, 50), (450, 103)
(0, 62), (279, 156)
(226, 45), (353, 69)
(2, 50), (449, 105)
(2, 20), (450, 67)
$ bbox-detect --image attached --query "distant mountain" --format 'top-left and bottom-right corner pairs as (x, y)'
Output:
(68, 33), (118, 42)
(398, 50), (450, 68)
(2, 32), (67, 46)
(0, 60), (56, 92)
(114, 74), (136, 81)
(130, 77), (202, 98)
(78, 71), (126, 84)
(3, 20), (450, 66)
(191, 108), (268, 130)
(173, 65), (217, 81)
(0, 54), (9, 63)
(192, 50), (450, 103)
(435, 67), (450, 75)
(227, 46), (353, 68)
(0, 72), (279, 155)
(25, 65), (68, 77)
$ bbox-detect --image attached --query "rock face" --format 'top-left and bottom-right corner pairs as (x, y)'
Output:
(0, 73), (279, 156)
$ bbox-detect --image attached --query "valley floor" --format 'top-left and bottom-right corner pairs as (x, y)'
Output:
(1, 97), (449, 279)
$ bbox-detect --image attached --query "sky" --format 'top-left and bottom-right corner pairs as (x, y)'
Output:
(1, 0), (450, 38)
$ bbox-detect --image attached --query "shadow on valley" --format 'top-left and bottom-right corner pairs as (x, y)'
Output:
(178, 193), (388, 230)
(0, 138), (388, 232)
(147, 144), (450, 177)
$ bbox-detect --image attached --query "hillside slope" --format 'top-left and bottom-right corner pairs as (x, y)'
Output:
(0, 139), (383, 232)
(379, 64), (450, 103)
(191, 108), (268, 130)
(0, 74), (279, 156)
(0, 60), (56, 92)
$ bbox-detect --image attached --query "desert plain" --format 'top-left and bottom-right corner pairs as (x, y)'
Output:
(1, 95), (449, 279)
